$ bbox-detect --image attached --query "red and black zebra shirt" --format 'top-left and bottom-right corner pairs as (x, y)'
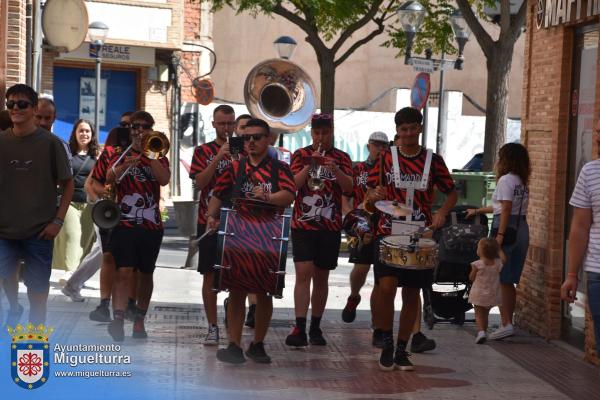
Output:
(290, 145), (353, 231)
(92, 146), (170, 231)
(213, 156), (296, 203)
(368, 147), (455, 237)
(350, 160), (377, 206)
(189, 141), (234, 226)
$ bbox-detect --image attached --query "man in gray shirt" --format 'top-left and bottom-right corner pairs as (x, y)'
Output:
(0, 84), (73, 325)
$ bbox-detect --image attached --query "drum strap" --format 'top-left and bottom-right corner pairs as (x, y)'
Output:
(391, 147), (433, 221)
(229, 157), (282, 202)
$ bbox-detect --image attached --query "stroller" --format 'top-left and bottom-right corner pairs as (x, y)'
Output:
(423, 205), (488, 329)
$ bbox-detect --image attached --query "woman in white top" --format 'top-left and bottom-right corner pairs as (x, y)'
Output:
(466, 143), (531, 340)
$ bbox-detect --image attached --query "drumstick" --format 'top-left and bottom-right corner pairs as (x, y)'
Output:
(194, 229), (216, 244)
(378, 152), (384, 186)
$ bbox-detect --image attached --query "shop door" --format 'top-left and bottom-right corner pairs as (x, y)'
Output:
(563, 26), (598, 348)
(52, 66), (138, 143)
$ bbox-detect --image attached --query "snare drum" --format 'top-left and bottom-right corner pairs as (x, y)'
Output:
(213, 198), (291, 298)
(379, 235), (438, 270)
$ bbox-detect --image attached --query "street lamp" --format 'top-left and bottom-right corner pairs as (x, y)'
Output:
(88, 21), (109, 132)
(450, 9), (471, 70)
(396, 1), (426, 65)
(273, 36), (297, 60)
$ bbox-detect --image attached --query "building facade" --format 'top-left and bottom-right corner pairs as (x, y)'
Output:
(519, 0), (599, 363)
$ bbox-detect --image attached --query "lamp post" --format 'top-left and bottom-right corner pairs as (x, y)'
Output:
(88, 21), (109, 132)
(397, 3), (470, 153)
(273, 36), (297, 60)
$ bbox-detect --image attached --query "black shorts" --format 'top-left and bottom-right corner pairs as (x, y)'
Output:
(291, 229), (341, 270)
(110, 226), (163, 274)
(348, 240), (375, 265)
(99, 227), (113, 253)
(197, 224), (218, 275)
(373, 237), (433, 288)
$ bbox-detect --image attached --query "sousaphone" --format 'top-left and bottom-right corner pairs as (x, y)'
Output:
(244, 58), (317, 132)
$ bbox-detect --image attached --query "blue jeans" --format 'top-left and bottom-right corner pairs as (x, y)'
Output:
(0, 236), (53, 293)
(588, 272), (600, 356)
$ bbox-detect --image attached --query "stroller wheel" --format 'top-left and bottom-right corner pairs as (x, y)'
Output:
(453, 312), (465, 326)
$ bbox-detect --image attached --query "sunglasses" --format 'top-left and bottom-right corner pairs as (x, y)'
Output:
(131, 122), (153, 130)
(6, 100), (33, 110)
(119, 121), (131, 128)
(242, 133), (267, 142)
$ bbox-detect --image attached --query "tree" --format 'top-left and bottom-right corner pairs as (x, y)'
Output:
(386, 0), (526, 170)
(204, 0), (400, 114)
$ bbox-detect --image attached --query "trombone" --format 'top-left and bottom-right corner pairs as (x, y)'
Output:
(114, 131), (170, 184)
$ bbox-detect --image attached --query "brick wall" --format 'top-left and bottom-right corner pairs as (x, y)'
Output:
(6, 0), (27, 87)
(0, 0), (7, 102)
(520, 0), (599, 364)
(180, 0), (202, 103)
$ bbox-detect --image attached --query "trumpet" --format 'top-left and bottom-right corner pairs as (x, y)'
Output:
(307, 143), (325, 191)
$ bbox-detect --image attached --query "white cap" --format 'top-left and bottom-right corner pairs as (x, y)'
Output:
(369, 131), (389, 143)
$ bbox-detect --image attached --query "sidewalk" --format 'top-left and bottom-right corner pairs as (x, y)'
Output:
(1, 223), (598, 399)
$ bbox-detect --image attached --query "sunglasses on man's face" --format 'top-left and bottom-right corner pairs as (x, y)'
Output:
(119, 121), (131, 128)
(6, 100), (33, 110)
(131, 122), (153, 131)
(243, 133), (267, 142)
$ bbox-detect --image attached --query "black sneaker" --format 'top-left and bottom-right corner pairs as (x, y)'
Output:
(132, 318), (148, 339)
(394, 348), (415, 371)
(410, 332), (436, 353)
(245, 342), (271, 364)
(372, 329), (384, 348)
(285, 326), (308, 348)
(89, 303), (111, 322)
(125, 301), (137, 322)
(379, 332), (395, 371)
(341, 295), (361, 323)
(245, 304), (256, 328)
(309, 328), (327, 346)
(216, 343), (246, 364)
(108, 319), (125, 342)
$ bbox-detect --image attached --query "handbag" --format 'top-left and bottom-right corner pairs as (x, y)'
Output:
(490, 189), (524, 246)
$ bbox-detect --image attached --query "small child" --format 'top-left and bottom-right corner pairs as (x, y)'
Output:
(468, 238), (506, 344)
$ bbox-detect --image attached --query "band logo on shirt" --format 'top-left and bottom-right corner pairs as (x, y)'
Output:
(299, 193), (335, 222)
(120, 192), (160, 225)
(241, 180), (272, 196)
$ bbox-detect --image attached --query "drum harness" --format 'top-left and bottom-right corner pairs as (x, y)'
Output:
(390, 146), (433, 251)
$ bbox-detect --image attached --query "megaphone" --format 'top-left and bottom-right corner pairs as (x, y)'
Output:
(91, 199), (121, 230)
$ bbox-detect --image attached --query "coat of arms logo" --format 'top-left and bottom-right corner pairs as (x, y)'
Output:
(8, 323), (53, 390)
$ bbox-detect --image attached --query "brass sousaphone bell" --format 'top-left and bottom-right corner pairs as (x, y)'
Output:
(244, 58), (317, 133)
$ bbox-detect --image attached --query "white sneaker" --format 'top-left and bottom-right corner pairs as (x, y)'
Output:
(203, 325), (219, 345)
(475, 331), (487, 344)
(489, 324), (514, 340)
(61, 285), (84, 302)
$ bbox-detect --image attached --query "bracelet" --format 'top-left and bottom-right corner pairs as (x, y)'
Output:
(497, 232), (505, 237)
(52, 217), (64, 226)
(567, 272), (579, 279)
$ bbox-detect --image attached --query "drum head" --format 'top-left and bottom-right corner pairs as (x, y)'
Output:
(381, 235), (436, 248)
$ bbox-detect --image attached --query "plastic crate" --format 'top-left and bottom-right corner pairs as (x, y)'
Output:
(434, 171), (495, 210)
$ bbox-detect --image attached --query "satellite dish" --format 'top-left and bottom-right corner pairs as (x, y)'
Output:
(42, 0), (89, 52)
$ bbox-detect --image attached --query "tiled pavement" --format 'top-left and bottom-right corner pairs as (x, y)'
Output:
(1, 225), (599, 399)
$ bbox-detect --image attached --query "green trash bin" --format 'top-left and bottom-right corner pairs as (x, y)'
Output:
(433, 171), (496, 210)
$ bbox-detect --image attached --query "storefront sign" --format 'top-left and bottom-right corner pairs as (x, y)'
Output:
(536, 0), (600, 29)
(79, 77), (107, 127)
(58, 43), (155, 66)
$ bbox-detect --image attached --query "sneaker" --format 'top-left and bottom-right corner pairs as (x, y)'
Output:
(309, 328), (327, 346)
(410, 332), (436, 353)
(5, 304), (24, 328)
(61, 284), (84, 302)
(132, 318), (148, 339)
(245, 342), (271, 364)
(475, 331), (487, 344)
(125, 301), (137, 322)
(203, 325), (219, 345)
(394, 347), (415, 371)
(341, 295), (361, 323)
(58, 271), (73, 287)
(245, 304), (256, 328)
(379, 345), (395, 371)
(108, 319), (125, 342)
(285, 326), (308, 348)
(217, 343), (246, 364)
(489, 324), (514, 340)
(372, 328), (384, 348)
(223, 298), (229, 329)
(89, 303), (111, 322)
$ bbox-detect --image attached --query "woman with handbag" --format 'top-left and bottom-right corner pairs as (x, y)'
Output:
(466, 143), (530, 340)
(52, 119), (99, 284)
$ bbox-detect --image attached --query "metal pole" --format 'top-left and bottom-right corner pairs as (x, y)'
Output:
(422, 103), (428, 147)
(32, 0), (43, 92)
(436, 50), (445, 155)
(95, 56), (101, 132)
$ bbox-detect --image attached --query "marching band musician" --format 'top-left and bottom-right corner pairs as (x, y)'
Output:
(367, 107), (457, 371)
(341, 131), (389, 347)
(207, 118), (296, 364)
(286, 113), (354, 348)
(92, 111), (170, 342)
(189, 105), (236, 346)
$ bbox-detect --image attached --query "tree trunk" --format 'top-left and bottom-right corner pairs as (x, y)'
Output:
(482, 44), (514, 171)
(319, 53), (336, 114)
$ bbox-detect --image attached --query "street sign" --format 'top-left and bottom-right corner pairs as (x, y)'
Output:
(439, 59), (456, 71)
(410, 72), (431, 110)
(411, 58), (435, 73)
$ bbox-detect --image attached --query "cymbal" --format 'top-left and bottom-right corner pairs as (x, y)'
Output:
(375, 200), (412, 217)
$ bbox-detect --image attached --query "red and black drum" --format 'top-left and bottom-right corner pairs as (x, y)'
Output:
(213, 198), (291, 298)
